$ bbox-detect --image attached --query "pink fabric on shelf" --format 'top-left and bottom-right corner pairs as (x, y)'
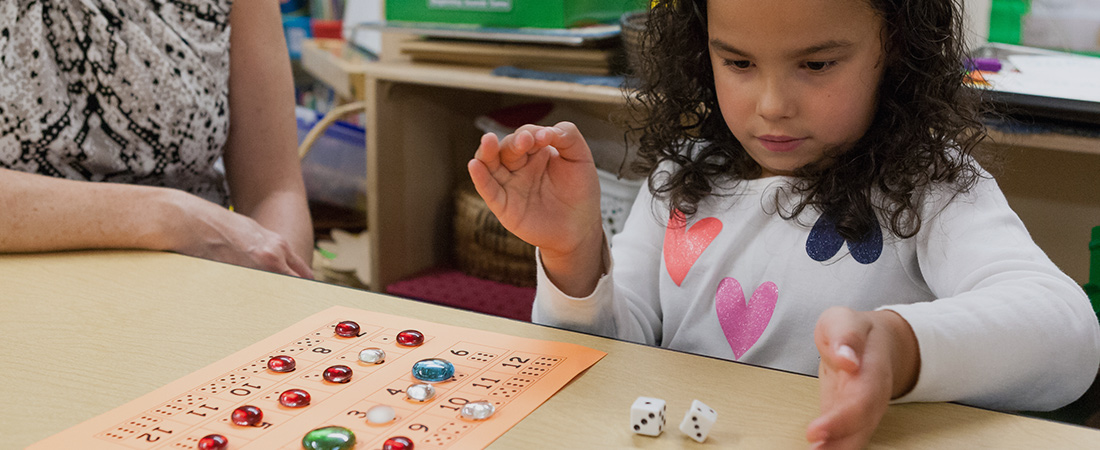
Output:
(386, 269), (535, 322)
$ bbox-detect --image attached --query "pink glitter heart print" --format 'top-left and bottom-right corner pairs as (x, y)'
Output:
(715, 278), (779, 360)
(663, 210), (722, 286)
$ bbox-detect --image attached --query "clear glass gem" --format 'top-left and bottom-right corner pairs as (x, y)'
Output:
(279, 388), (311, 408)
(323, 365), (353, 383)
(459, 400), (495, 420)
(405, 383), (436, 402)
(358, 348), (385, 364)
(267, 355), (296, 373)
(411, 358), (454, 383)
(230, 405), (263, 426)
(335, 320), (360, 337)
(301, 426), (356, 450)
(365, 404), (396, 425)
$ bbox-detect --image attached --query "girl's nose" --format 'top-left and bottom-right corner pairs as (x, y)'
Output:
(755, 78), (795, 120)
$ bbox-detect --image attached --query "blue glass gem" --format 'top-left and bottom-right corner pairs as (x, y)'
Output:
(411, 358), (455, 383)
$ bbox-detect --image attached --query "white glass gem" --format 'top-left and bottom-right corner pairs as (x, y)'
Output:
(358, 348), (386, 364)
(365, 404), (396, 425)
(406, 383), (436, 402)
(459, 400), (495, 420)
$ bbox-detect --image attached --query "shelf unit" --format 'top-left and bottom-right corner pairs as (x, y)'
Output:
(360, 61), (628, 289)
(302, 39), (1100, 288)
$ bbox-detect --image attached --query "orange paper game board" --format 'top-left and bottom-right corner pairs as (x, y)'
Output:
(31, 306), (606, 449)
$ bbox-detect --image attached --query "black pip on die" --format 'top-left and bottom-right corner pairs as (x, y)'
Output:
(630, 396), (667, 436)
(679, 399), (717, 443)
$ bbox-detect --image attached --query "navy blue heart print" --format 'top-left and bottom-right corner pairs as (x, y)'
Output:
(806, 214), (883, 264)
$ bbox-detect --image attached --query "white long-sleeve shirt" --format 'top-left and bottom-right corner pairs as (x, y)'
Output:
(533, 173), (1100, 411)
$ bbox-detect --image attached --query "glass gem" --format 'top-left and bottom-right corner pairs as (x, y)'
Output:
(382, 436), (414, 450)
(323, 365), (353, 383)
(197, 433), (228, 450)
(279, 388), (311, 408)
(334, 320), (360, 337)
(411, 358), (454, 383)
(231, 405), (263, 426)
(365, 404), (396, 425)
(267, 355), (296, 373)
(358, 348), (386, 364)
(405, 383), (436, 402)
(396, 330), (424, 347)
(301, 426), (356, 450)
(459, 400), (495, 420)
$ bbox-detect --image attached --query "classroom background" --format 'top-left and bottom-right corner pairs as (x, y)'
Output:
(281, 0), (1100, 334)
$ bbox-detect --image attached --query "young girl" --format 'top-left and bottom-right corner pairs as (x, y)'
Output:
(468, 0), (1100, 447)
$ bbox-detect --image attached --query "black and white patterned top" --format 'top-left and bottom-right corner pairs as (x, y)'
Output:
(0, 0), (233, 206)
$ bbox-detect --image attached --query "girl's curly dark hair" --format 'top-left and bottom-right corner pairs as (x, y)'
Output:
(628, 0), (989, 240)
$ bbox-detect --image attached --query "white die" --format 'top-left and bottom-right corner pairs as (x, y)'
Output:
(679, 399), (717, 443)
(630, 396), (667, 436)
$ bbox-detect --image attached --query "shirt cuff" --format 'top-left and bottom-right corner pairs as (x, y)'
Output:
(530, 240), (613, 327)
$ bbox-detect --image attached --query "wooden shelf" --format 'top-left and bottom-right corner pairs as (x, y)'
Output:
(301, 39), (370, 101)
(363, 61), (630, 104)
(986, 128), (1100, 156)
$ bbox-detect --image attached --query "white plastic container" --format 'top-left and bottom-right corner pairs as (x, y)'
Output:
(1023, 0), (1100, 52)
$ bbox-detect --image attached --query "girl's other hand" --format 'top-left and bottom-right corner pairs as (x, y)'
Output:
(467, 122), (603, 259)
(806, 307), (920, 449)
(160, 190), (313, 279)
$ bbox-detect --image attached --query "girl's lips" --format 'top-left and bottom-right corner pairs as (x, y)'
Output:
(757, 135), (805, 152)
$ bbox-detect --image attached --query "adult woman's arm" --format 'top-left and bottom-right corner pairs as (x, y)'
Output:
(0, 167), (311, 277)
(222, 0), (315, 267)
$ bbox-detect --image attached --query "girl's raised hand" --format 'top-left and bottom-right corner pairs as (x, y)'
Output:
(467, 122), (603, 259)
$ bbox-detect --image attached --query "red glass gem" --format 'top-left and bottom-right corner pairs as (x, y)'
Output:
(396, 330), (424, 347)
(279, 388), (311, 408)
(323, 365), (353, 383)
(197, 433), (228, 450)
(335, 320), (361, 337)
(267, 355), (296, 373)
(231, 405), (263, 426)
(382, 436), (414, 450)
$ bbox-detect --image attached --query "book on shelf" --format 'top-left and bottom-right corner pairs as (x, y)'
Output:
(399, 38), (625, 75)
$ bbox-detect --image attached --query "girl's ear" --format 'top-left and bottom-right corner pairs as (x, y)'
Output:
(878, 26), (901, 70)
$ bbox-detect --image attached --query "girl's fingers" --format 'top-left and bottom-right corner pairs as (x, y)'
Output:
(815, 307), (870, 374)
(468, 158), (506, 213)
(535, 121), (592, 163)
(498, 128), (539, 171)
(806, 396), (878, 450)
(474, 133), (502, 171)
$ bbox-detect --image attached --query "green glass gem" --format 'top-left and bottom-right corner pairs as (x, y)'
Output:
(301, 426), (356, 450)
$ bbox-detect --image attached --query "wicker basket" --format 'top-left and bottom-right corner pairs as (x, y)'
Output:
(452, 170), (644, 287)
(453, 185), (537, 287)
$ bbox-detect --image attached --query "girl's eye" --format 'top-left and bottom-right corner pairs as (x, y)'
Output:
(805, 61), (837, 71)
(723, 59), (752, 69)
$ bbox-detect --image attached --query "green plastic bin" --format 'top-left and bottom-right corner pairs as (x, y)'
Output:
(988, 0), (1030, 45)
(385, 0), (646, 29)
(1086, 226), (1100, 320)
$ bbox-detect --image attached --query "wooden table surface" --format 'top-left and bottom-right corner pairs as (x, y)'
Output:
(2, 250), (1097, 448)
